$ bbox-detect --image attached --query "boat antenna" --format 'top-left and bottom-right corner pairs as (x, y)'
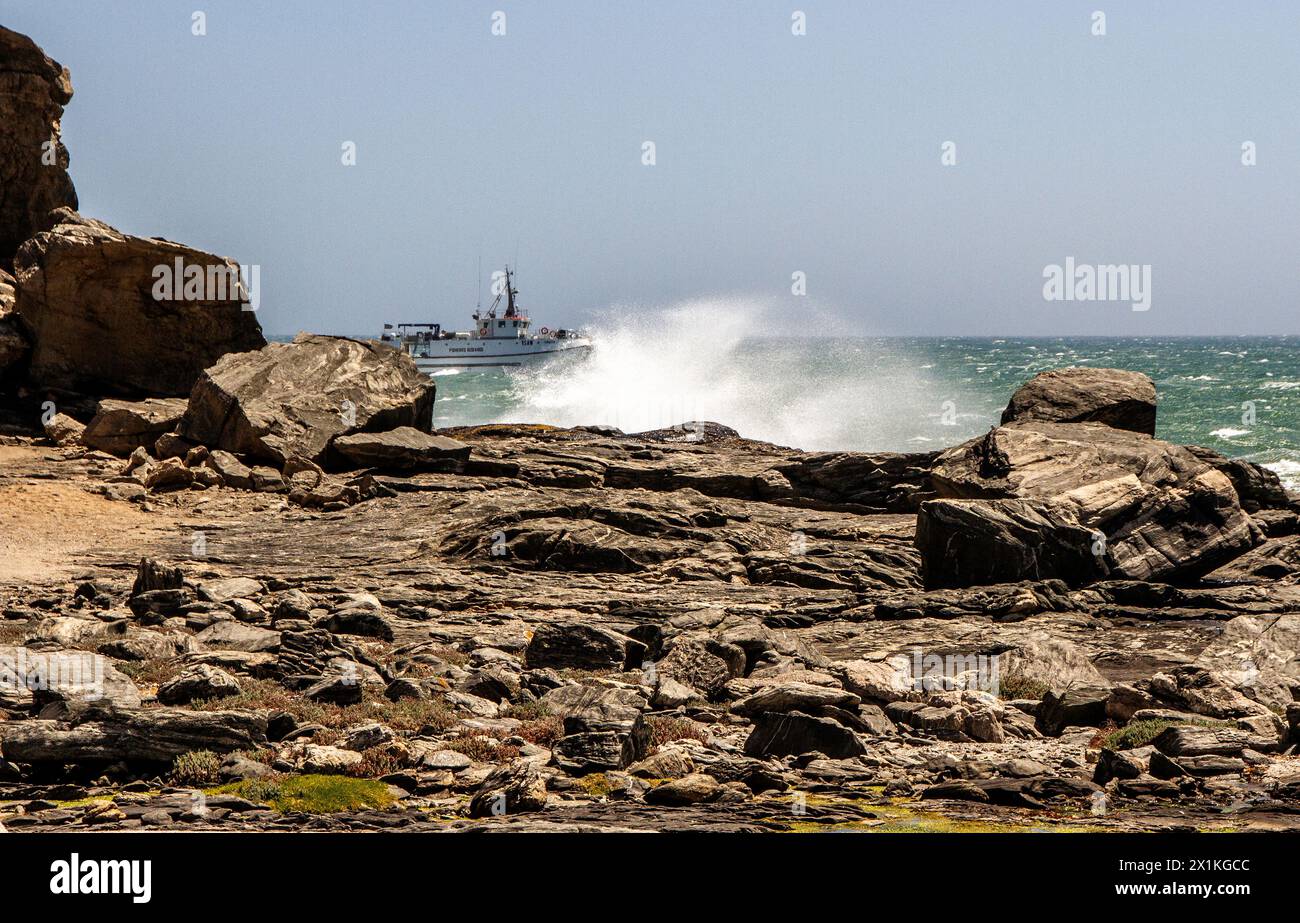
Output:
(476, 254), (482, 311)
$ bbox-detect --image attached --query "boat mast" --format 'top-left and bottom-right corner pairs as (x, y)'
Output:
(504, 266), (517, 318)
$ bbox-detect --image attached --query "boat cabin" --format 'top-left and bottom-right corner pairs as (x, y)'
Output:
(472, 266), (532, 339)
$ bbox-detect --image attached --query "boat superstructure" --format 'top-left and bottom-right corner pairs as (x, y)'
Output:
(381, 266), (591, 369)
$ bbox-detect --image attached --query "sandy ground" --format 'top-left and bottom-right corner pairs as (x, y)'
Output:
(0, 445), (169, 585)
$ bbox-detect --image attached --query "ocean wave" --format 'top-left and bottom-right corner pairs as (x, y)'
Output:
(1209, 427), (1250, 439)
(495, 298), (942, 451)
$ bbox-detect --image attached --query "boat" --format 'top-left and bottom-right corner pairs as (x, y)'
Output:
(381, 266), (592, 369)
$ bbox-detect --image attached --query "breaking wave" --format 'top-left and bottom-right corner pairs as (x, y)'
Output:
(495, 297), (946, 451)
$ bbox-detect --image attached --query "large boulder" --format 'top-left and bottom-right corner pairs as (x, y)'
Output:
(81, 397), (188, 456)
(179, 334), (436, 466)
(926, 421), (1256, 584)
(13, 210), (265, 395)
(468, 760), (548, 817)
(1000, 367), (1157, 435)
(156, 664), (241, 705)
(0, 27), (78, 269)
(742, 710), (867, 759)
(541, 684), (651, 773)
(41, 411), (83, 446)
(523, 622), (646, 672)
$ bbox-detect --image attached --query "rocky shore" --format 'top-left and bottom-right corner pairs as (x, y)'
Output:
(1, 26), (1298, 834)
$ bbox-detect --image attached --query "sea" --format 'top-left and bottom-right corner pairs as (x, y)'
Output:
(300, 311), (1300, 491)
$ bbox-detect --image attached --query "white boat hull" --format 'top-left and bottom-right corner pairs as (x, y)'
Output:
(409, 337), (591, 368)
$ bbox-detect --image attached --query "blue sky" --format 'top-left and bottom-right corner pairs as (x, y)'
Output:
(4, 0), (1298, 335)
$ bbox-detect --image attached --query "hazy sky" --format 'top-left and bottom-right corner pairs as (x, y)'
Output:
(5, 0), (1298, 335)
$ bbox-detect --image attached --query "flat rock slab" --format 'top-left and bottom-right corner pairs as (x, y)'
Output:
(194, 621), (281, 653)
(332, 427), (470, 471)
(198, 576), (266, 603)
(0, 705), (266, 763)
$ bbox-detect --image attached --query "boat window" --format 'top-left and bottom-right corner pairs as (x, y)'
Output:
(498, 320), (505, 328)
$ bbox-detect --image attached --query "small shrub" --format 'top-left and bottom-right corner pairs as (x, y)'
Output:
(172, 750), (222, 786)
(444, 733), (520, 763)
(997, 670), (1050, 701)
(501, 699), (550, 721)
(116, 657), (184, 688)
(380, 695), (455, 733)
(351, 745), (409, 778)
(645, 715), (708, 750)
(576, 773), (617, 798)
(1104, 717), (1229, 751)
(517, 715), (564, 747)
(189, 677), (454, 733)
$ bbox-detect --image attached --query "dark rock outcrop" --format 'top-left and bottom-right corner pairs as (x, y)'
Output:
(523, 623), (646, 672)
(0, 27), (78, 269)
(926, 421), (1256, 584)
(542, 684), (651, 773)
(915, 498), (1106, 589)
(13, 210), (265, 395)
(1000, 367), (1157, 435)
(742, 710), (866, 759)
(773, 451), (938, 513)
(179, 334), (436, 466)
